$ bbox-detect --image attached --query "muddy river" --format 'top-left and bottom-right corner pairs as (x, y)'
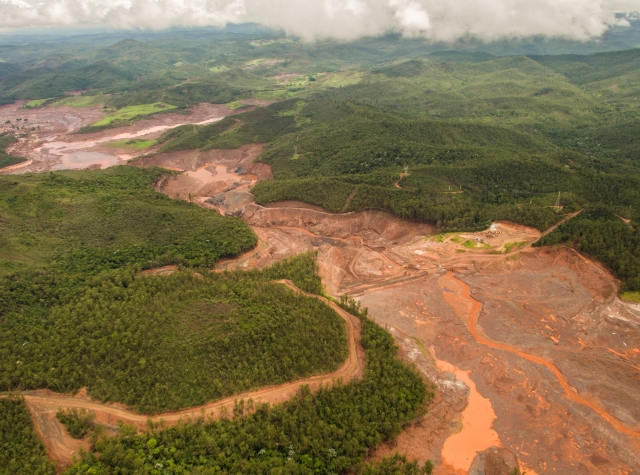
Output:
(3, 101), (640, 475)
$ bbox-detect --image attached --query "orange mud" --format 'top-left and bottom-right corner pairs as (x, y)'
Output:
(436, 357), (501, 474)
(439, 270), (640, 438)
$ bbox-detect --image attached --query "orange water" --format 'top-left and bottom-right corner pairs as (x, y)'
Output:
(436, 357), (501, 472)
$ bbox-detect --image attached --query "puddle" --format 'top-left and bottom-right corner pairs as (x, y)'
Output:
(51, 152), (119, 171)
(436, 356), (501, 473)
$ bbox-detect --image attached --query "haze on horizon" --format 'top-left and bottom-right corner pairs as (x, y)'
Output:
(0, 0), (639, 42)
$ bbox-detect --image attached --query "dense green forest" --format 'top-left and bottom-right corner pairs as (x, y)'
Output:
(0, 167), (354, 413)
(0, 133), (25, 169)
(63, 304), (430, 475)
(0, 397), (56, 475)
(0, 166), (256, 276)
(148, 46), (640, 288)
(0, 260), (349, 413)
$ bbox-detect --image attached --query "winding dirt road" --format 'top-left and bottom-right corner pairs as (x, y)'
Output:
(8, 280), (365, 468)
(438, 271), (640, 438)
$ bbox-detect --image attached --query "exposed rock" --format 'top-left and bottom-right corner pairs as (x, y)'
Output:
(469, 446), (521, 475)
(225, 209), (243, 217)
(205, 195), (225, 206)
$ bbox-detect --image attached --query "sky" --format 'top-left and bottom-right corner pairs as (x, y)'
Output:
(0, 0), (638, 41)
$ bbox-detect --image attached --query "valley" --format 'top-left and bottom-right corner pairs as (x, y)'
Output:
(12, 119), (630, 473)
(1, 28), (640, 475)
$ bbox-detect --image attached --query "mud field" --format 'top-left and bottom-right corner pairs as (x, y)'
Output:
(0, 100), (250, 174)
(149, 157), (640, 473)
(3, 102), (639, 474)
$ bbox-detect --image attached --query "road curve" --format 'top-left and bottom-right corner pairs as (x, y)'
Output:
(438, 271), (640, 438)
(6, 280), (365, 467)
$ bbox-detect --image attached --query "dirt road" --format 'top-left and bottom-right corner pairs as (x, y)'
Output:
(7, 280), (364, 468)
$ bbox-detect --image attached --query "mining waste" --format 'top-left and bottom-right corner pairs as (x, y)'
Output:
(2, 102), (639, 474)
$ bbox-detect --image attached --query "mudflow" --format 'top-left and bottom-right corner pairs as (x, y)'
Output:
(2, 109), (640, 474)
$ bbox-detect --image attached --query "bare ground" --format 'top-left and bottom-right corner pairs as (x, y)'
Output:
(0, 102), (243, 174)
(6, 119), (640, 473)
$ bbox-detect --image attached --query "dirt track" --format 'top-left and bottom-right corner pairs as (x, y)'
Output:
(5, 104), (640, 473)
(8, 280), (364, 468)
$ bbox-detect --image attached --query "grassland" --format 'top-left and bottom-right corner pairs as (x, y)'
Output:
(0, 133), (26, 169)
(91, 102), (177, 127)
(104, 138), (157, 150)
(620, 291), (640, 303)
(52, 94), (110, 108)
(23, 98), (53, 108)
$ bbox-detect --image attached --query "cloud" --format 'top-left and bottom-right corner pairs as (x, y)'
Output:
(0, 0), (636, 41)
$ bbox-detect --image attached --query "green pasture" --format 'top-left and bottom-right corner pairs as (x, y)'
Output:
(92, 102), (177, 127)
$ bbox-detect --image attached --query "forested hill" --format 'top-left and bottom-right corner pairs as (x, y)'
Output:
(0, 166), (432, 474)
(154, 48), (640, 289)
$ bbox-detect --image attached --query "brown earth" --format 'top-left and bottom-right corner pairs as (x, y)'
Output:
(0, 101), (246, 174)
(201, 197), (640, 474)
(6, 280), (364, 469)
(144, 164), (640, 473)
(6, 114), (640, 474)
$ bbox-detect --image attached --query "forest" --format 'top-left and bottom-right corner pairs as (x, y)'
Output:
(0, 164), (434, 473)
(537, 209), (640, 291)
(62, 300), (431, 475)
(0, 397), (56, 475)
(0, 167), (354, 413)
(132, 46), (640, 289)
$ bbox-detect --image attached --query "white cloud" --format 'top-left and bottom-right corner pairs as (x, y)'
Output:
(0, 0), (637, 41)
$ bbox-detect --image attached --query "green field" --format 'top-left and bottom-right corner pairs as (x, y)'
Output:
(104, 138), (157, 150)
(52, 94), (110, 108)
(23, 98), (53, 108)
(91, 102), (177, 127)
(0, 133), (26, 169)
(620, 291), (640, 303)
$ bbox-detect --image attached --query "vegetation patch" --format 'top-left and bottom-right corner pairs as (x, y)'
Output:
(53, 94), (110, 108)
(23, 98), (54, 108)
(620, 291), (640, 303)
(0, 133), (26, 169)
(503, 241), (527, 253)
(105, 138), (157, 150)
(0, 397), (56, 475)
(91, 102), (177, 127)
(56, 409), (95, 439)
